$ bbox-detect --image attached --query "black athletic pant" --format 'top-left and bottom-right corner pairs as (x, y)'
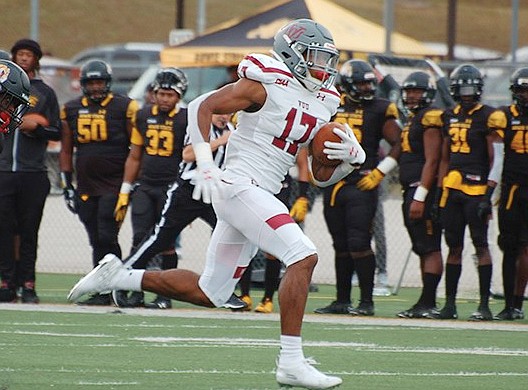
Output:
(0, 171), (49, 287)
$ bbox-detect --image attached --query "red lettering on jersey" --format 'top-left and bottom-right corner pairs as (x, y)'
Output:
(275, 78), (289, 87)
(233, 266), (247, 279)
(285, 25), (307, 41)
(266, 213), (295, 230)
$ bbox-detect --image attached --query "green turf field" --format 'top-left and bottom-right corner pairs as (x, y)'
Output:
(0, 273), (526, 390)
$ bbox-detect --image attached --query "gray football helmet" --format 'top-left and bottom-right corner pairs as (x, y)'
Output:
(272, 18), (339, 92)
(0, 59), (31, 134)
(154, 67), (188, 98)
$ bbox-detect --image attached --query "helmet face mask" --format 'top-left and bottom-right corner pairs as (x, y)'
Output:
(272, 19), (339, 92)
(449, 64), (483, 109)
(80, 60), (112, 103)
(401, 71), (436, 112)
(510, 67), (528, 113)
(0, 60), (31, 134)
(338, 60), (377, 103)
(154, 67), (188, 98)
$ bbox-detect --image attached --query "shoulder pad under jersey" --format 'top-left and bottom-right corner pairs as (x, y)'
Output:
(422, 108), (444, 128)
(488, 109), (507, 130)
(238, 54), (293, 85)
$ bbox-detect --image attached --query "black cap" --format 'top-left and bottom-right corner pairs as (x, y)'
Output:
(11, 39), (43, 60)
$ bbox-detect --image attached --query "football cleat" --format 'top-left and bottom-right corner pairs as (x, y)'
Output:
(348, 301), (374, 316)
(0, 282), (17, 303)
(431, 304), (458, 320)
(314, 301), (352, 315)
(276, 356), (342, 389)
(68, 254), (126, 302)
(145, 295), (172, 309)
(230, 294), (252, 311)
(397, 304), (438, 319)
(494, 307), (525, 321)
(77, 293), (112, 306)
(255, 298), (273, 313)
(469, 305), (493, 321)
(222, 294), (249, 310)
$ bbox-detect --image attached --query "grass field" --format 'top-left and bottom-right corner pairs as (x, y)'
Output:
(0, 274), (527, 389)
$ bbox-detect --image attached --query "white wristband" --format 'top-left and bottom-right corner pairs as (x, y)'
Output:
(413, 185), (429, 202)
(194, 142), (214, 165)
(377, 156), (398, 175)
(120, 182), (133, 194)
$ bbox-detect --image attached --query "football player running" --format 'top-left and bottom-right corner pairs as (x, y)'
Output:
(68, 18), (365, 389)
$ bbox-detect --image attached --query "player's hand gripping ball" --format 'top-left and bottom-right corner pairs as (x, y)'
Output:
(310, 122), (345, 166)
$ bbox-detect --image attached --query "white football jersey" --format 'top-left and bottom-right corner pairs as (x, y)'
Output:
(221, 53), (340, 194)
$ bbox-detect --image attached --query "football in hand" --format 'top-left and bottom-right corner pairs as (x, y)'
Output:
(310, 122), (344, 166)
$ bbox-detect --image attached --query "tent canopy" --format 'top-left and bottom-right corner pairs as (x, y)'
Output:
(161, 0), (438, 68)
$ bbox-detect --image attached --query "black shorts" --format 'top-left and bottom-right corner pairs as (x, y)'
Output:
(498, 183), (528, 251)
(323, 182), (378, 253)
(441, 188), (489, 249)
(402, 187), (442, 256)
(131, 182), (169, 245)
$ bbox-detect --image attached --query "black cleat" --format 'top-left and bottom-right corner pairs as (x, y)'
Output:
(512, 308), (525, 320)
(349, 301), (375, 316)
(112, 290), (145, 308)
(397, 304), (438, 319)
(431, 304), (458, 319)
(144, 295), (172, 309)
(469, 305), (493, 321)
(21, 287), (40, 304)
(77, 293), (112, 306)
(314, 301), (352, 314)
(0, 283), (17, 303)
(222, 294), (248, 310)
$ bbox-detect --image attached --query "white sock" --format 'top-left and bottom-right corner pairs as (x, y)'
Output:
(116, 269), (145, 291)
(279, 335), (304, 365)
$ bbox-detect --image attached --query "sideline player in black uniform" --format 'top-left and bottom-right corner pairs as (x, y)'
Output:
(396, 71), (444, 318)
(113, 68), (189, 309)
(0, 40), (61, 304)
(494, 67), (528, 320)
(59, 59), (139, 305)
(111, 111), (231, 308)
(434, 64), (506, 321)
(0, 59), (32, 302)
(315, 59), (401, 316)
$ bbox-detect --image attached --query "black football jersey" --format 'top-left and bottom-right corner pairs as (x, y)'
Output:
(399, 107), (443, 187)
(61, 93), (139, 195)
(131, 104), (187, 186)
(500, 104), (528, 186)
(442, 104), (506, 186)
(333, 96), (399, 181)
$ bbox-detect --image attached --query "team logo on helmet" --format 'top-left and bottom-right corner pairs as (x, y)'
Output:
(0, 64), (10, 83)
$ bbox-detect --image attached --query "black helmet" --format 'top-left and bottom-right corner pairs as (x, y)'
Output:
(510, 67), (528, 113)
(80, 60), (112, 102)
(0, 59), (31, 134)
(401, 71), (436, 112)
(338, 60), (377, 103)
(154, 67), (188, 98)
(449, 63), (483, 107)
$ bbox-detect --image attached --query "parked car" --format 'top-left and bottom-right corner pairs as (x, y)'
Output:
(71, 42), (163, 94)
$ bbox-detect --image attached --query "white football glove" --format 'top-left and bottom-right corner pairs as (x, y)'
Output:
(323, 124), (366, 167)
(191, 143), (222, 204)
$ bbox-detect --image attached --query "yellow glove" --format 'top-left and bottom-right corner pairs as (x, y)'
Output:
(114, 193), (130, 223)
(356, 168), (384, 191)
(289, 196), (309, 223)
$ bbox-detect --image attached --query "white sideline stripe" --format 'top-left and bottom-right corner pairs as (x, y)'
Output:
(1, 303), (527, 332)
(0, 367), (527, 377)
(79, 382), (138, 386)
